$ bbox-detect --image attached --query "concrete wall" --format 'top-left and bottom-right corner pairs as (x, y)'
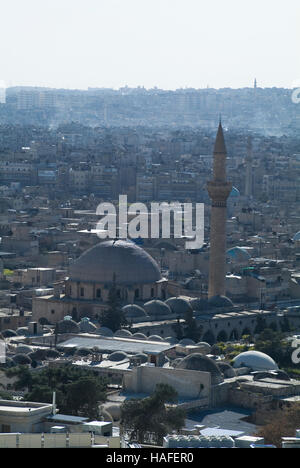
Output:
(0, 432), (120, 448)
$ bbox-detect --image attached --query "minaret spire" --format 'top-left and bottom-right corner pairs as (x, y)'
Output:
(207, 121), (232, 299)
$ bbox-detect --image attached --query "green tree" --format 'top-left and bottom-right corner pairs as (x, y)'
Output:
(120, 383), (185, 445)
(255, 404), (300, 447)
(11, 364), (107, 418)
(254, 315), (267, 334)
(65, 376), (106, 419)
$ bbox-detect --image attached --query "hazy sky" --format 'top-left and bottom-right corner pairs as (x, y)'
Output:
(0, 0), (299, 90)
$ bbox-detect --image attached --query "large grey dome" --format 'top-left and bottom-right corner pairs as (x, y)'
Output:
(68, 240), (161, 285)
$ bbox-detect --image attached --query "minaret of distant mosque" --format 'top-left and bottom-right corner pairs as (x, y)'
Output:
(245, 136), (253, 198)
(207, 121), (232, 298)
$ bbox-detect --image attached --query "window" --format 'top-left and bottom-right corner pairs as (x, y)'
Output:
(2, 425), (10, 433)
(80, 288), (84, 297)
(96, 288), (101, 298)
(134, 289), (139, 299)
(151, 288), (154, 298)
(51, 310), (55, 315)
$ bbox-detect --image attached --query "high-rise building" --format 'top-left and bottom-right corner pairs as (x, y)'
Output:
(207, 122), (232, 298)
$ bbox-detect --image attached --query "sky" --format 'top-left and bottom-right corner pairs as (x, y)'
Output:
(0, 0), (299, 90)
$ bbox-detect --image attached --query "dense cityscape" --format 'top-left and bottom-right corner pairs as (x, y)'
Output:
(0, 0), (299, 454)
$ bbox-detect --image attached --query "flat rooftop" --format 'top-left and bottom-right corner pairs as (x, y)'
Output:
(58, 335), (174, 355)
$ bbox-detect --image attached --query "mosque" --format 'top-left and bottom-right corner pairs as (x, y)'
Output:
(32, 123), (278, 342)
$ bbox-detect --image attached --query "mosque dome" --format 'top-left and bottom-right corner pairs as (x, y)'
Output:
(57, 320), (80, 334)
(232, 351), (279, 371)
(109, 351), (128, 362)
(2, 329), (18, 338)
(134, 353), (148, 363)
(132, 332), (147, 340)
(179, 338), (196, 346)
(16, 327), (30, 337)
(165, 297), (193, 316)
(229, 187), (240, 198)
(189, 298), (209, 312)
(208, 295), (233, 308)
(227, 247), (251, 262)
(196, 342), (212, 354)
(15, 345), (34, 355)
(148, 335), (165, 342)
(144, 300), (172, 317)
(293, 231), (300, 241)
(68, 240), (162, 285)
(95, 326), (114, 337)
(217, 361), (236, 378)
(176, 353), (223, 384)
(79, 320), (98, 333)
(165, 337), (179, 345)
(114, 329), (132, 338)
(122, 304), (148, 319)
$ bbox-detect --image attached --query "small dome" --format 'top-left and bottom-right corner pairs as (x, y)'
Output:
(57, 319), (79, 334)
(165, 297), (193, 315)
(75, 347), (91, 357)
(177, 353), (223, 384)
(227, 247), (251, 262)
(134, 353), (148, 363)
(114, 329), (132, 338)
(293, 231), (300, 241)
(229, 186), (240, 198)
(109, 351), (128, 362)
(132, 332), (147, 340)
(79, 321), (98, 333)
(148, 335), (165, 342)
(15, 345), (33, 355)
(208, 295), (233, 308)
(165, 336), (179, 345)
(144, 300), (172, 317)
(2, 329), (18, 338)
(16, 327), (30, 337)
(190, 298), (209, 312)
(217, 361), (236, 378)
(179, 338), (196, 346)
(233, 351), (279, 371)
(29, 349), (47, 361)
(95, 327), (114, 337)
(12, 354), (32, 365)
(122, 304), (148, 318)
(196, 342), (212, 354)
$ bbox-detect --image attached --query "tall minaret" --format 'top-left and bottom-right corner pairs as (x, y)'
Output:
(207, 122), (232, 298)
(245, 136), (253, 198)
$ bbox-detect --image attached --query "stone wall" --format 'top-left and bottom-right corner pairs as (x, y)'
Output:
(123, 366), (211, 401)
